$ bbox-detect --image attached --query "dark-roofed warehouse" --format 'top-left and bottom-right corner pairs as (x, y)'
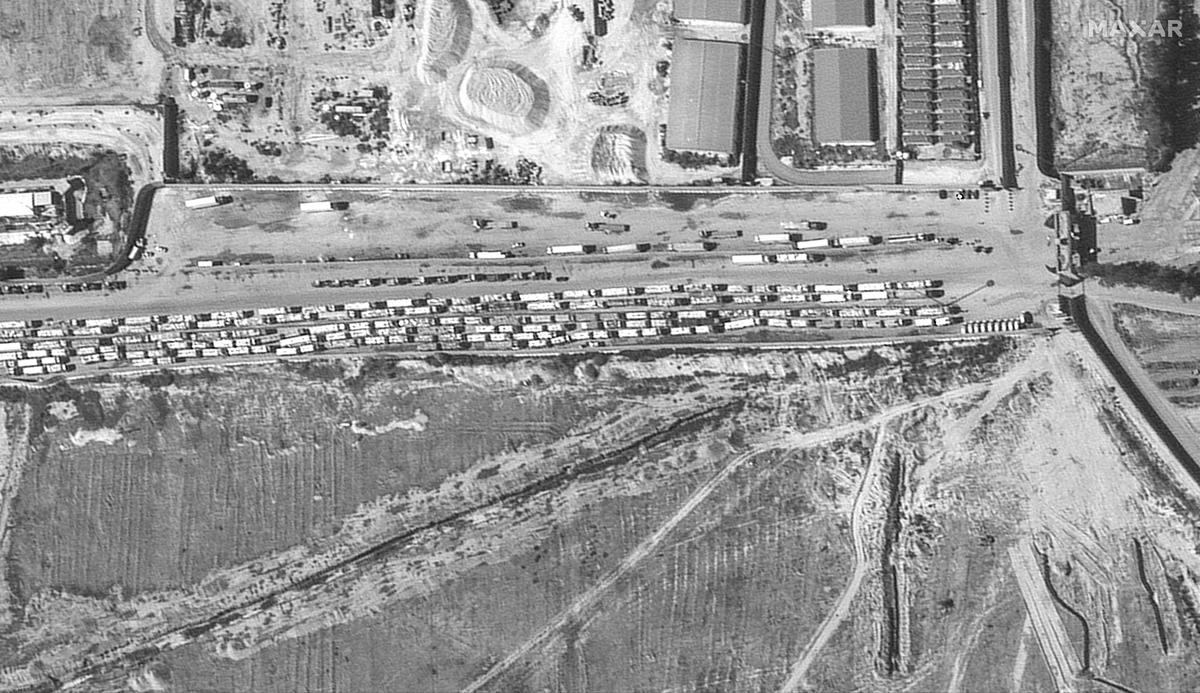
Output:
(812, 0), (873, 27)
(666, 39), (744, 153)
(813, 47), (879, 145)
(672, 0), (747, 22)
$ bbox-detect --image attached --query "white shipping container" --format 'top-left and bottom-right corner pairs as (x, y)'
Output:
(731, 254), (767, 265)
(818, 294), (848, 303)
(546, 244), (593, 255)
(837, 235), (877, 247)
(794, 238), (834, 250)
(604, 244), (641, 254)
(859, 291), (890, 301)
(185, 194), (233, 210)
(774, 253), (810, 263)
(755, 233), (797, 243)
(300, 201), (337, 213)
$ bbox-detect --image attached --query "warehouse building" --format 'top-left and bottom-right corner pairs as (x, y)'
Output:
(672, 0), (746, 22)
(812, 0), (874, 28)
(812, 48), (880, 146)
(0, 190), (56, 219)
(665, 38), (744, 154)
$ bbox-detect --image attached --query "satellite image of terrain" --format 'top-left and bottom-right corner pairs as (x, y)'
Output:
(3, 0), (1200, 692)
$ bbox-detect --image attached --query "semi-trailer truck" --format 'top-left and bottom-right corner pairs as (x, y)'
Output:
(299, 200), (351, 213)
(184, 195), (234, 210)
(755, 233), (799, 243)
(546, 244), (598, 255)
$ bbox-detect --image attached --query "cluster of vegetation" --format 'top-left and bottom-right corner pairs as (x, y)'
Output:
(199, 147), (255, 183)
(314, 88), (391, 147)
(1081, 260), (1200, 301)
(1141, 2), (1200, 170)
(773, 135), (888, 168)
(210, 25), (249, 48)
(459, 158), (543, 185)
(251, 139), (284, 157)
(662, 148), (726, 169)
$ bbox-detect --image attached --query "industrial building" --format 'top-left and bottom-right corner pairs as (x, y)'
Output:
(672, 0), (746, 23)
(665, 38), (744, 154)
(812, 48), (880, 146)
(0, 190), (55, 219)
(897, 0), (980, 149)
(811, 0), (874, 28)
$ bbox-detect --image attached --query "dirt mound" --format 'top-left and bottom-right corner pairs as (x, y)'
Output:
(417, 0), (473, 84)
(590, 126), (648, 183)
(457, 61), (550, 134)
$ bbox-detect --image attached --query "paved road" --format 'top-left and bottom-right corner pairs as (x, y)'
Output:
(749, 0), (896, 186)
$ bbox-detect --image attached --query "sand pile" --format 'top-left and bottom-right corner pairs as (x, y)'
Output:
(590, 125), (648, 183)
(457, 61), (550, 134)
(417, 0), (473, 84)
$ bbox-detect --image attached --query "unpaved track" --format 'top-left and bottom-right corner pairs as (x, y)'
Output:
(777, 421), (889, 693)
(463, 447), (766, 693)
(1009, 537), (1081, 692)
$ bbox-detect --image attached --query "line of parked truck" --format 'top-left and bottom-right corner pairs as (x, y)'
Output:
(0, 279), (958, 378)
(753, 232), (937, 249)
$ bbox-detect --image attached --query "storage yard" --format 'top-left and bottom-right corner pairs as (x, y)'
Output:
(0, 183), (1054, 382)
(155, 0), (752, 186)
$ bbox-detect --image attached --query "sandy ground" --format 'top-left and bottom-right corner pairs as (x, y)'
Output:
(0, 0), (164, 106)
(3, 333), (1200, 691)
(0, 106), (163, 187)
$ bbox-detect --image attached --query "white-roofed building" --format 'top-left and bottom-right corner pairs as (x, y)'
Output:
(0, 190), (55, 219)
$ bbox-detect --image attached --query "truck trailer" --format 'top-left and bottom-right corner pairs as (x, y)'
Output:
(184, 195), (234, 210)
(794, 238), (835, 250)
(545, 244), (598, 255)
(836, 235), (881, 247)
(300, 200), (351, 213)
(668, 242), (715, 252)
(755, 233), (799, 244)
(604, 243), (650, 254)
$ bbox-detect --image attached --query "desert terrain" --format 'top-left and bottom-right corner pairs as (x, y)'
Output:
(0, 332), (1197, 691)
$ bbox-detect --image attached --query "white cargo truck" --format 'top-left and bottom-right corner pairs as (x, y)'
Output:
(185, 195), (234, 210)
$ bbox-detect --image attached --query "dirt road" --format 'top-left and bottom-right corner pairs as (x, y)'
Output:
(1009, 537), (1082, 692)
(777, 421), (890, 693)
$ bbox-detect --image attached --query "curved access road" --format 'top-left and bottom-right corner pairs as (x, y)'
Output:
(748, 0), (895, 186)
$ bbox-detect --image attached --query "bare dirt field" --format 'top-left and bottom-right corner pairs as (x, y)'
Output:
(0, 0), (164, 105)
(1112, 301), (1200, 431)
(1049, 0), (1157, 171)
(2, 333), (1200, 691)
